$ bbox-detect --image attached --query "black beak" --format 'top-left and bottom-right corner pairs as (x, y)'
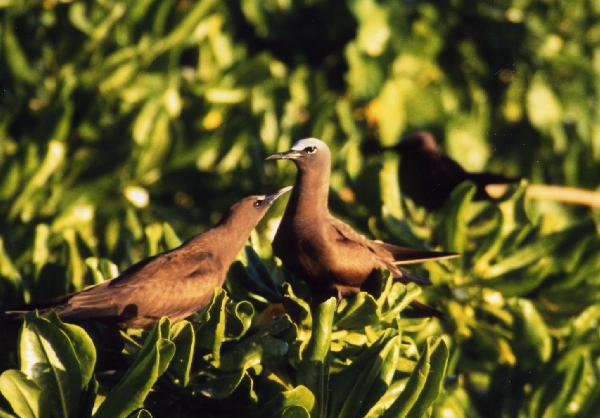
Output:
(264, 186), (293, 204)
(265, 150), (304, 161)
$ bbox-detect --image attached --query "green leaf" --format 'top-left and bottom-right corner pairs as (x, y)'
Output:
(9, 141), (66, 221)
(218, 334), (288, 372)
(0, 236), (21, 285)
(364, 380), (408, 418)
(381, 283), (422, 323)
(381, 339), (433, 418)
(144, 223), (163, 256)
(480, 220), (595, 279)
(436, 181), (476, 253)
(32, 224), (50, 276)
(281, 283), (312, 329)
(298, 298), (336, 418)
(46, 312), (96, 387)
(128, 409), (152, 418)
(0, 407), (18, 418)
(281, 406), (310, 418)
(94, 320), (175, 418)
(0, 370), (44, 418)
(145, 0), (219, 62)
(335, 292), (379, 329)
(406, 338), (449, 418)
(352, 0), (390, 57)
(225, 301), (254, 340)
(527, 74), (562, 130)
(168, 320), (195, 387)
(279, 386), (315, 414)
(527, 352), (588, 418)
(196, 289), (228, 366)
(162, 223), (182, 249)
(380, 154), (404, 219)
(199, 370), (247, 400)
(19, 314), (82, 418)
(3, 20), (36, 83)
(374, 79), (406, 146)
(508, 299), (552, 368)
(333, 334), (402, 418)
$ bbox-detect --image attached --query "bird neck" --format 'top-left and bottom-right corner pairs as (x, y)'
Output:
(286, 164), (330, 220)
(189, 217), (255, 269)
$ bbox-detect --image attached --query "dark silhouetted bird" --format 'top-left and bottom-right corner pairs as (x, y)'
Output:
(7, 187), (292, 328)
(266, 138), (457, 314)
(390, 132), (518, 210)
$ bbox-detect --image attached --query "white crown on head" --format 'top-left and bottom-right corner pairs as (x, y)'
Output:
(290, 137), (326, 151)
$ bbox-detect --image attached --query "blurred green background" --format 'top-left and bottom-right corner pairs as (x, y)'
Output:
(1, 0), (600, 417)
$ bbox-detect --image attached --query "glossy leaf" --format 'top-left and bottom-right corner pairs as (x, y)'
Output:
(94, 319), (175, 418)
(381, 339), (433, 418)
(298, 298), (336, 418)
(19, 314), (82, 418)
(331, 333), (401, 418)
(0, 370), (44, 418)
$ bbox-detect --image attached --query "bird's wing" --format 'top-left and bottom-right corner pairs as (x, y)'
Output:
(328, 217), (457, 265)
(328, 217), (377, 250)
(326, 218), (458, 288)
(436, 153), (469, 178)
(425, 153), (473, 195)
(58, 248), (223, 321)
(107, 248), (218, 288)
(327, 217), (399, 272)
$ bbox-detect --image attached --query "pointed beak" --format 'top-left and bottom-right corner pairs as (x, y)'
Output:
(264, 186), (293, 204)
(265, 150), (304, 161)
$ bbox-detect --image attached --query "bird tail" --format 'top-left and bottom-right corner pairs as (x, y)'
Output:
(407, 300), (444, 318)
(4, 309), (31, 316)
(394, 268), (432, 286)
(470, 172), (519, 185)
(4, 293), (71, 318)
(379, 243), (459, 265)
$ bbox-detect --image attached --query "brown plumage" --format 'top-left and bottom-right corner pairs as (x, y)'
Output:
(392, 132), (518, 210)
(7, 187), (292, 328)
(266, 138), (457, 314)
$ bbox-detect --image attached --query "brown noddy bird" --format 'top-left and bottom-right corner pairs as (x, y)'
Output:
(390, 132), (518, 210)
(266, 138), (457, 314)
(7, 187), (292, 329)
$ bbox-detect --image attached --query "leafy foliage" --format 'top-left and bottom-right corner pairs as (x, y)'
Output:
(1, 0), (600, 417)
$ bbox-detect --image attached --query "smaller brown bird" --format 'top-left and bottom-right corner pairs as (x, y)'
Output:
(7, 187), (292, 328)
(266, 138), (457, 314)
(391, 132), (518, 210)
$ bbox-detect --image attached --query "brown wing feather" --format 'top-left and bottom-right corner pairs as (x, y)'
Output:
(36, 249), (222, 324)
(327, 217), (402, 277)
(327, 217), (457, 285)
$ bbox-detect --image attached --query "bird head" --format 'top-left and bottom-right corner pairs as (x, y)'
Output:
(265, 137), (331, 170)
(223, 186), (293, 227)
(393, 132), (440, 154)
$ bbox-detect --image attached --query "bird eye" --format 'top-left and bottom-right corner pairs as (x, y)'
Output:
(253, 200), (263, 208)
(304, 146), (317, 154)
